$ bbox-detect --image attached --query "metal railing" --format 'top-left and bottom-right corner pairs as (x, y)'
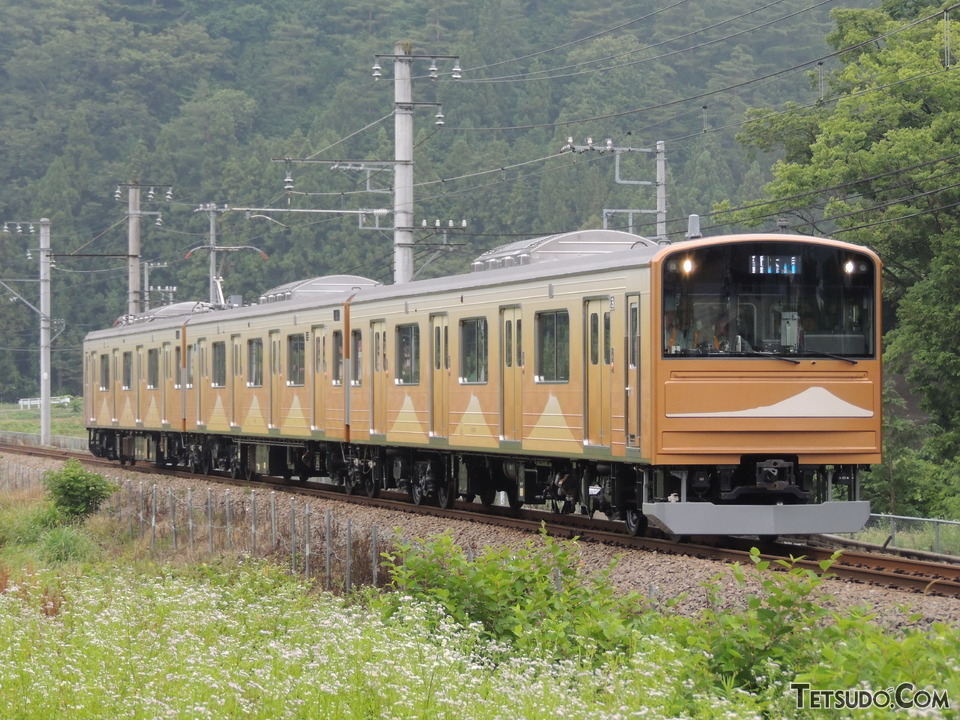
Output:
(853, 513), (960, 556)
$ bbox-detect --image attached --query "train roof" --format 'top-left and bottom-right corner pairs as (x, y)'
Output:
(85, 230), (878, 341)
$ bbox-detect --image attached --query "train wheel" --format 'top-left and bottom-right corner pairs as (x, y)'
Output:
(364, 469), (381, 498)
(437, 481), (455, 509)
(624, 508), (647, 537)
(478, 487), (496, 507)
(410, 479), (424, 506)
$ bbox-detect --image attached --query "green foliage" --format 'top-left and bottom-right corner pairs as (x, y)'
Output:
(380, 526), (651, 660)
(41, 459), (116, 518)
(37, 525), (98, 564)
(691, 547), (839, 693)
(0, 499), (62, 547)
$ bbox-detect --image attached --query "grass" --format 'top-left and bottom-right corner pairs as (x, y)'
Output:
(0, 401), (87, 438)
(1, 466), (958, 719)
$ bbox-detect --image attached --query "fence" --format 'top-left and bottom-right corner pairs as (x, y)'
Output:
(105, 480), (391, 592)
(0, 431), (88, 452)
(17, 396), (72, 410)
(852, 513), (960, 556)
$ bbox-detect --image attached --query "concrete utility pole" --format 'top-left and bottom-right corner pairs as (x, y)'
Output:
(127, 185), (141, 316)
(393, 42), (415, 285)
(0, 218), (53, 445)
(39, 219), (50, 447)
(373, 43), (460, 283)
(563, 138), (668, 242)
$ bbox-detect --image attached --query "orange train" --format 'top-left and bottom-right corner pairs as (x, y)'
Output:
(84, 229), (881, 537)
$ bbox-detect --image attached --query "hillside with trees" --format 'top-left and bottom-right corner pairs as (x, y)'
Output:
(3, 0), (957, 517)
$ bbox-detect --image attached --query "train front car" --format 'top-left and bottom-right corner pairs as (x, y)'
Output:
(645, 234), (881, 537)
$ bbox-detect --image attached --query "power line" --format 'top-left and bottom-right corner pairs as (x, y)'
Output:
(470, 0), (821, 84)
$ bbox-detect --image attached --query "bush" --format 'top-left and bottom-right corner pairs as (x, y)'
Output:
(380, 526), (652, 661)
(42, 460), (116, 519)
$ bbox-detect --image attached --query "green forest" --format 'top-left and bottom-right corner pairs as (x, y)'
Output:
(0, 0), (957, 518)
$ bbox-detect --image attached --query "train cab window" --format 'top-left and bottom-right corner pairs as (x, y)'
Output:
(535, 310), (570, 382)
(287, 333), (305, 386)
(351, 330), (362, 385)
(332, 331), (343, 385)
(122, 351), (133, 390)
(211, 342), (226, 388)
(661, 241), (877, 358)
(460, 318), (487, 383)
(247, 338), (263, 387)
(147, 349), (160, 389)
(99, 354), (109, 390)
(396, 324), (420, 385)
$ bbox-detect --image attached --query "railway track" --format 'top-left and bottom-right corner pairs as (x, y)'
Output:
(7, 441), (960, 598)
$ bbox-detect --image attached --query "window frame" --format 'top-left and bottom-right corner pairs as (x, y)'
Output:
(459, 317), (488, 384)
(535, 310), (570, 383)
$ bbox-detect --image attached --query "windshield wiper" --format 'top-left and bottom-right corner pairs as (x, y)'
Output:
(738, 350), (801, 364)
(796, 350), (859, 365)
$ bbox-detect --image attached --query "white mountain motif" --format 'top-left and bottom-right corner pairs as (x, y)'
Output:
(668, 386), (873, 418)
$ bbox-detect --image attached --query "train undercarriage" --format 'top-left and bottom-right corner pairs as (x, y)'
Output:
(88, 428), (869, 538)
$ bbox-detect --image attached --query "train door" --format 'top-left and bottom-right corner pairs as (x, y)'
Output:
(585, 298), (613, 446)
(430, 314), (449, 437)
(162, 342), (171, 424)
(230, 334), (242, 428)
(625, 295), (642, 448)
(196, 339), (207, 426)
(500, 306), (523, 442)
(135, 345), (144, 423)
(311, 325), (325, 432)
(269, 330), (281, 429)
(371, 320), (387, 435)
(111, 349), (119, 422)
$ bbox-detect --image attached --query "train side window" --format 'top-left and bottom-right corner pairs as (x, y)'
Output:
(396, 323), (420, 385)
(186, 345), (195, 388)
(174, 347), (182, 388)
(505, 320), (512, 368)
(516, 319), (523, 367)
(287, 333), (305, 386)
(211, 342), (226, 388)
(247, 338), (263, 387)
(535, 310), (570, 382)
(122, 351), (133, 390)
(590, 312), (599, 365)
(332, 331), (343, 385)
(147, 348), (160, 389)
(629, 301), (639, 368)
(314, 331), (325, 374)
(604, 311), (612, 365)
(351, 329), (362, 385)
(460, 317), (487, 383)
(99, 353), (110, 390)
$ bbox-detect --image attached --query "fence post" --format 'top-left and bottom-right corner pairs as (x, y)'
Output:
(250, 490), (257, 554)
(371, 525), (378, 587)
(138, 483), (144, 537)
(150, 484), (157, 554)
(325, 509), (332, 591)
(271, 492), (277, 549)
(188, 488), (194, 554)
(128, 480), (134, 538)
(290, 500), (296, 572)
(207, 488), (214, 555)
(225, 490), (232, 549)
(169, 487), (177, 553)
(345, 517), (352, 594)
(305, 504), (311, 581)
